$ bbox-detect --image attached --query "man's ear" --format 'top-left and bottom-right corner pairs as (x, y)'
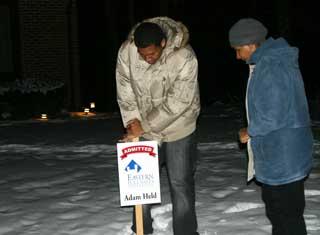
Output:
(160, 39), (166, 48)
(248, 44), (258, 54)
(249, 44), (258, 50)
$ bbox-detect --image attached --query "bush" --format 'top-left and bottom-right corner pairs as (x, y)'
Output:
(0, 78), (65, 120)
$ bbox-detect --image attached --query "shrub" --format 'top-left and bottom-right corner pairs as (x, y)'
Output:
(0, 78), (65, 120)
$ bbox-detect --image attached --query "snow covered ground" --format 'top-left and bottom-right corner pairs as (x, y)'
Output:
(0, 105), (319, 235)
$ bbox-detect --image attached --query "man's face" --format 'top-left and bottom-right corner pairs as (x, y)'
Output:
(137, 40), (165, 64)
(233, 44), (257, 62)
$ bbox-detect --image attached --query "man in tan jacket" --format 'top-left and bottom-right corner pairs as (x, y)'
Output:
(116, 17), (200, 235)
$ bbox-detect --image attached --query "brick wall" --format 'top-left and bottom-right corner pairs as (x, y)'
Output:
(18, 0), (69, 82)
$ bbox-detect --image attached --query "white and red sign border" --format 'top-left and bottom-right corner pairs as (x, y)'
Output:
(117, 141), (161, 207)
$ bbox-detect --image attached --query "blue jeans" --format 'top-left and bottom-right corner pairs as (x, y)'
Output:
(132, 132), (199, 235)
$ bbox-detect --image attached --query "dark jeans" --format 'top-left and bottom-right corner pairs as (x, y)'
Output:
(261, 179), (307, 235)
(132, 132), (199, 235)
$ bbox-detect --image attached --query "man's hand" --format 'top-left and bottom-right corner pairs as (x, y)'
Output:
(126, 118), (144, 137)
(119, 133), (137, 142)
(118, 119), (144, 142)
(239, 127), (249, 144)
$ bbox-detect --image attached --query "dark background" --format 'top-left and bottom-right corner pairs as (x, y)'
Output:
(76, 0), (320, 112)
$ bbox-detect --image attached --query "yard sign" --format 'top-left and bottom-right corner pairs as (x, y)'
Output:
(117, 140), (161, 207)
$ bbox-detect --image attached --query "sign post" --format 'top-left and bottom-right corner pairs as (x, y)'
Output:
(135, 204), (143, 235)
(117, 140), (161, 235)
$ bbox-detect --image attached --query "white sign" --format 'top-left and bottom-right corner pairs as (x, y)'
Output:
(117, 141), (161, 207)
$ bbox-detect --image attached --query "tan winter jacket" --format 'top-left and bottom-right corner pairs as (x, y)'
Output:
(116, 17), (200, 143)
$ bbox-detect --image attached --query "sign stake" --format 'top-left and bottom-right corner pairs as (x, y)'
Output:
(132, 137), (144, 235)
(135, 204), (144, 235)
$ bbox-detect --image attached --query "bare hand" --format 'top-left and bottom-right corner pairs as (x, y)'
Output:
(126, 119), (144, 137)
(118, 119), (144, 143)
(239, 127), (249, 144)
(119, 133), (137, 142)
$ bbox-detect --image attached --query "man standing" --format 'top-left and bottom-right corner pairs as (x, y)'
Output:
(116, 17), (200, 235)
(228, 18), (313, 235)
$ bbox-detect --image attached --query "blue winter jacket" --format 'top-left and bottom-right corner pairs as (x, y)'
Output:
(247, 37), (313, 185)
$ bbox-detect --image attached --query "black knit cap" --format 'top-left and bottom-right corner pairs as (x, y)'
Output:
(229, 18), (268, 47)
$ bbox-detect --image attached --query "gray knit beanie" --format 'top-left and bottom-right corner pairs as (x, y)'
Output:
(229, 18), (268, 47)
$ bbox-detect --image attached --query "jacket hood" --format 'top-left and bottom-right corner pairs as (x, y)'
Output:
(128, 17), (190, 51)
(248, 37), (299, 68)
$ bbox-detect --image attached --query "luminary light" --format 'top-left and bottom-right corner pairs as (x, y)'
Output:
(90, 102), (95, 109)
(84, 108), (90, 114)
(41, 114), (47, 119)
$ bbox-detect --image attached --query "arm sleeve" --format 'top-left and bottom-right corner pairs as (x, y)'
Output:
(116, 43), (142, 127)
(248, 61), (291, 136)
(144, 53), (199, 132)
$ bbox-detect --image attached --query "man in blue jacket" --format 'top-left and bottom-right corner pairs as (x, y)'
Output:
(229, 18), (313, 235)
